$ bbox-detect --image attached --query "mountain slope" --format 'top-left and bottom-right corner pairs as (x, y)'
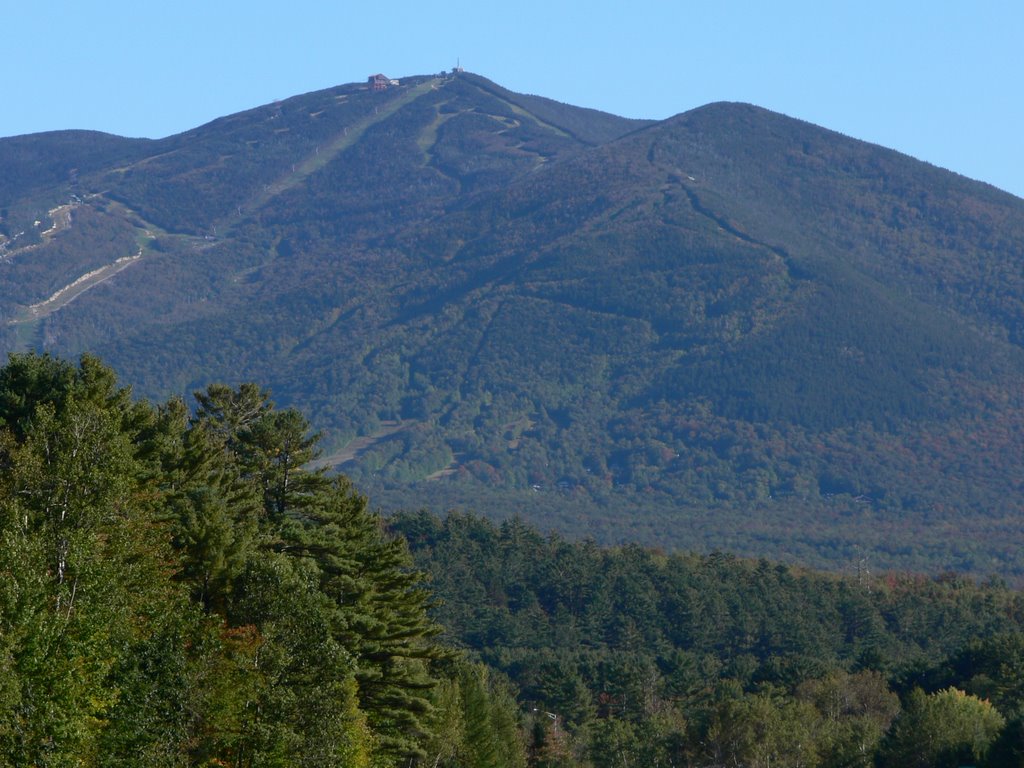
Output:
(2, 73), (1023, 578)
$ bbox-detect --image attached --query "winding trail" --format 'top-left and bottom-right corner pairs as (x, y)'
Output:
(0, 203), (77, 262)
(7, 79), (445, 346)
(12, 248), (144, 325)
(311, 420), (416, 470)
(6, 200), (163, 349)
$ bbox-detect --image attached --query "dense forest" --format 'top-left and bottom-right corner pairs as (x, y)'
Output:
(396, 511), (1024, 766)
(3, 353), (1024, 766)
(0, 353), (523, 766)
(6, 73), (1024, 579)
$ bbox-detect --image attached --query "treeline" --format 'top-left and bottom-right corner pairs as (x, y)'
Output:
(393, 511), (1024, 767)
(0, 353), (524, 767)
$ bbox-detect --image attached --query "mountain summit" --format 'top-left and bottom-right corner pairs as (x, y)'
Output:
(3, 72), (1024, 577)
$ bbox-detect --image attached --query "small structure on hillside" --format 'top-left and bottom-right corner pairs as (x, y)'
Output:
(367, 73), (399, 91)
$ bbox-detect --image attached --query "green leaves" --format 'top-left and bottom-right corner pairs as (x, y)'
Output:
(397, 511), (1024, 767)
(879, 687), (1005, 768)
(0, 354), (169, 765)
(0, 359), (519, 766)
(186, 383), (450, 763)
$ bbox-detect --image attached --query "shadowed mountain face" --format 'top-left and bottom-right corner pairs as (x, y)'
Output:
(3, 72), (1024, 578)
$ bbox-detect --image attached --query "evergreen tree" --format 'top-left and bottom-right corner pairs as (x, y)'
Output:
(191, 382), (449, 764)
(0, 361), (460, 765)
(167, 416), (261, 613)
(298, 477), (447, 762)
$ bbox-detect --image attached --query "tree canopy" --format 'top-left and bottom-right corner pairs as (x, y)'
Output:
(4, 353), (1024, 766)
(0, 353), (523, 767)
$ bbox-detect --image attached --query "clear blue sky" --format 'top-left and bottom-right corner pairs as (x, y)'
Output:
(6, 1), (1022, 198)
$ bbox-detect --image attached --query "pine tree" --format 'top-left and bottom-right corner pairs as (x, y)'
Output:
(166, 417), (261, 613)
(297, 476), (447, 762)
(191, 383), (448, 763)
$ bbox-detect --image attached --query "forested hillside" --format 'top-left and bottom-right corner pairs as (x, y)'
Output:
(3, 72), (1024, 577)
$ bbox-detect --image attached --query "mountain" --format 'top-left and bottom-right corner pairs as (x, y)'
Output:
(3, 71), (1024, 578)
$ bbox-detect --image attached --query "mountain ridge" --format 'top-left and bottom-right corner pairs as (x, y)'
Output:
(2, 72), (1024, 578)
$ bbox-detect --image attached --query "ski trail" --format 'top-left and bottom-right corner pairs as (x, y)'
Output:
(9, 248), (143, 326)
